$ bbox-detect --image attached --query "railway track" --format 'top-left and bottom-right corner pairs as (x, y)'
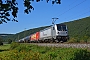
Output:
(30, 43), (90, 49)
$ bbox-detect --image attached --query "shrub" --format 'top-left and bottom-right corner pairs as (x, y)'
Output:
(0, 37), (3, 45)
(0, 42), (3, 45)
(8, 39), (12, 44)
(10, 42), (20, 50)
(68, 38), (77, 43)
(73, 49), (90, 60)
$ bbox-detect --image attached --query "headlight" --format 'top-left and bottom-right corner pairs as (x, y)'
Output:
(57, 32), (59, 34)
(66, 32), (67, 33)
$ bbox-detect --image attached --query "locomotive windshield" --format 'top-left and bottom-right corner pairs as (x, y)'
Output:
(57, 24), (67, 31)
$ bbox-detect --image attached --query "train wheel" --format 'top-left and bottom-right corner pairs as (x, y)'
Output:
(63, 39), (67, 42)
(50, 40), (53, 43)
(60, 41), (63, 43)
(55, 40), (59, 43)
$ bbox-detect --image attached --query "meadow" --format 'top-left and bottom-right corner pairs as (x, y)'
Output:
(0, 43), (90, 60)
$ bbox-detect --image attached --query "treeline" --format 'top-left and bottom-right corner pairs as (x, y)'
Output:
(2, 16), (90, 43)
(0, 34), (13, 36)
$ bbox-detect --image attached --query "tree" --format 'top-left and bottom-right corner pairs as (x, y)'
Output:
(0, 0), (61, 24)
(8, 38), (12, 44)
(0, 36), (3, 45)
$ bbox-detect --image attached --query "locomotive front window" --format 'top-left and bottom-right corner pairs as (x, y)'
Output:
(57, 25), (67, 31)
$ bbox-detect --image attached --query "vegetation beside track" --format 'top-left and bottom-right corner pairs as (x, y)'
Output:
(0, 42), (90, 60)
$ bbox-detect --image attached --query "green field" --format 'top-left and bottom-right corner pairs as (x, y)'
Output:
(0, 43), (90, 60)
(0, 44), (10, 49)
(0, 44), (10, 54)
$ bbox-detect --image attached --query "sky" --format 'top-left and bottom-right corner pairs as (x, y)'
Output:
(0, 0), (90, 34)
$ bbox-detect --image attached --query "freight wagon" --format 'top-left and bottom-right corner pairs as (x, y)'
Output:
(30, 32), (40, 43)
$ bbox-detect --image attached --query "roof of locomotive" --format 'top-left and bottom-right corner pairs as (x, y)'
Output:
(40, 24), (66, 32)
(56, 23), (66, 26)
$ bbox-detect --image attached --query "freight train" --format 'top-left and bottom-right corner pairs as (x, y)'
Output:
(19, 24), (69, 43)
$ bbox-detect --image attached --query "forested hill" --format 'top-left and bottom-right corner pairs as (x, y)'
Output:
(0, 34), (14, 42)
(4, 16), (90, 43)
(65, 16), (90, 43)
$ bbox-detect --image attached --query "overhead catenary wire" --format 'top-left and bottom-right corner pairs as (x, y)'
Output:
(63, 6), (90, 20)
(56, 0), (87, 17)
(69, 10), (90, 21)
(54, 0), (78, 17)
(50, 0), (88, 25)
(51, 0), (79, 24)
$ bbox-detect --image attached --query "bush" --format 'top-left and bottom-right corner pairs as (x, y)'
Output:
(0, 42), (3, 45)
(10, 42), (20, 50)
(0, 37), (3, 45)
(8, 39), (12, 44)
(68, 38), (78, 43)
(73, 49), (90, 60)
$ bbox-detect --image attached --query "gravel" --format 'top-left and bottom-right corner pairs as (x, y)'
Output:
(31, 43), (90, 49)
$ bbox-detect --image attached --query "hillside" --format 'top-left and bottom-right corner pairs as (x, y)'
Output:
(0, 34), (14, 42)
(4, 16), (90, 43)
(65, 16), (90, 43)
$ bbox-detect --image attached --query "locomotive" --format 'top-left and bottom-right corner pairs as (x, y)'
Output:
(19, 24), (69, 43)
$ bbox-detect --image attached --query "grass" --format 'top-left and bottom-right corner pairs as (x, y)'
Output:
(0, 43), (90, 60)
(0, 44), (10, 49)
(0, 44), (10, 52)
(0, 44), (10, 60)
